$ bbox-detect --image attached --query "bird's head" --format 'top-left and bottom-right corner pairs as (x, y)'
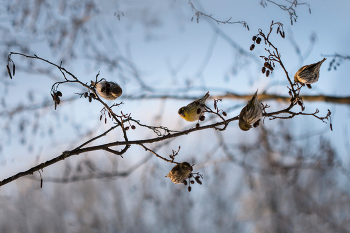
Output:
(178, 107), (185, 117)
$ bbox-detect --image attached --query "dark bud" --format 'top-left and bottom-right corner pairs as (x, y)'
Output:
(131, 125), (136, 130)
(125, 126), (129, 130)
(89, 96), (92, 102)
(188, 186), (192, 192)
(262, 67), (266, 74)
(105, 118), (107, 124)
(195, 176), (202, 185)
(282, 31), (285, 38)
(252, 36), (257, 41)
(330, 123), (333, 131)
(199, 115), (205, 121)
(196, 123), (200, 129)
(197, 108), (201, 114)
(264, 62), (269, 68)
(190, 180), (195, 184)
(183, 180), (188, 185)
(297, 100), (303, 106)
(100, 115), (102, 121)
(57, 91), (62, 97)
(256, 37), (261, 44)
(90, 93), (96, 98)
(222, 112), (227, 116)
(84, 92), (88, 98)
(108, 112), (111, 118)
(266, 70), (270, 77)
(250, 44), (255, 51)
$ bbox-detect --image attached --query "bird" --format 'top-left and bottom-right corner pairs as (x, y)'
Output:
(239, 90), (263, 131)
(178, 92), (209, 122)
(165, 162), (193, 184)
(92, 80), (122, 100)
(294, 58), (327, 89)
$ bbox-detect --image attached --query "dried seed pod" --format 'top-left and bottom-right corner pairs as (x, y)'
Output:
(57, 91), (62, 97)
(89, 96), (92, 102)
(195, 176), (202, 185)
(188, 186), (192, 192)
(190, 180), (195, 184)
(100, 115), (103, 121)
(252, 36), (257, 41)
(131, 125), (136, 130)
(90, 93), (96, 98)
(105, 118), (107, 124)
(266, 70), (270, 77)
(250, 44), (255, 51)
(262, 67), (266, 74)
(84, 92), (88, 98)
(183, 180), (188, 185)
(264, 62), (269, 68)
(256, 37), (261, 44)
(199, 115), (205, 121)
(196, 123), (200, 129)
(125, 126), (129, 130)
(222, 112), (227, 116)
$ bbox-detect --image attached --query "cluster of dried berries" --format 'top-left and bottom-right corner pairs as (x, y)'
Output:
(51, 91), (62, 110)
(184, 172), (203, 192)
(328, 58), (340, 71)
(124, 125), (136, 130)
(250, 35), (262, 51)
(261, 60), (275, 77)
(83, 91), (96, 102)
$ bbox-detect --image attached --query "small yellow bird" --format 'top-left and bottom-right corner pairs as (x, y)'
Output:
(294, 58), (326, 89)
(92, 80), (123, 100)
(178, 92), (210, 122)
(239, 90), (263, 131)
(165, 162), (193, 184)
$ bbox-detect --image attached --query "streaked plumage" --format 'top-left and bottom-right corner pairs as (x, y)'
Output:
(165, 162), (193, 184)
(178, 92), (209, 122)
(294, 58), (326, 89)
(92, 80), (122, 100)
(239, 90), (263, 131)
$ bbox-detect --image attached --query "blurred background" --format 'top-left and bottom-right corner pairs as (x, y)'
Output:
(1, 0), (350, 232)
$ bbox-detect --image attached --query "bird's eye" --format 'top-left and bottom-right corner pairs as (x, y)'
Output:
(178, 108), (184, 114)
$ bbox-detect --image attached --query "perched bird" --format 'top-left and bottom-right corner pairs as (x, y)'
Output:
(294, 58), (327, 89)
(239, 90), (263, 131)
(92, 80), (122, 100)
(165, 162), (193, 184)
(178, 92), (209, 122)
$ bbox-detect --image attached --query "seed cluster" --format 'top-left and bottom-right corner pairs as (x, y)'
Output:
(183, 172), (203, 192)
